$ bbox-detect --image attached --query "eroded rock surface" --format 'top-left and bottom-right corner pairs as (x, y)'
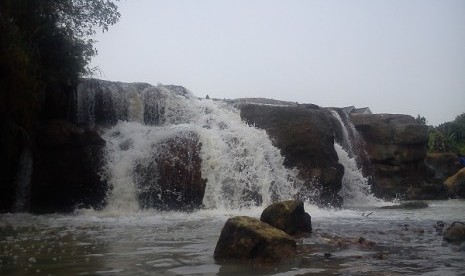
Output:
(214, 216), (296, 263)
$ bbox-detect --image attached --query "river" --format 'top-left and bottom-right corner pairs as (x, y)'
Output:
(1, 200), (464, 275)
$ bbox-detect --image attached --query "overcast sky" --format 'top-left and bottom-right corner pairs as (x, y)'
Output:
(90, 0), (465, 125)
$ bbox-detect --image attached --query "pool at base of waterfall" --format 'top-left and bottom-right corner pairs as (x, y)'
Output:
(1, 200), (464, 276)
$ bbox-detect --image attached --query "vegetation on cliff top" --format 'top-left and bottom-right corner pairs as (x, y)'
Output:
(426, 113), (465, 155)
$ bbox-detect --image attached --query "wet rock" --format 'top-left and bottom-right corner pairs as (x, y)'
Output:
(260, 200), (312, 235)
(30, 120), (107, 213)
(214, 216), (296, 263)
(444, 222), (465, 243)
(135, 131), (207, 211)
(351, 114), (430, 200)
(238, 104), (343, 207)
(444, 168), (465, 198)
(425, 153), (461, 180)
(379, 201), (428, 209)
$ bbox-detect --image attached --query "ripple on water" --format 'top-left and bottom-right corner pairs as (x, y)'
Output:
(0, 200), (464, 275)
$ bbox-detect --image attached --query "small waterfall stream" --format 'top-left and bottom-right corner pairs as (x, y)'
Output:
(330, 109), (386, 207)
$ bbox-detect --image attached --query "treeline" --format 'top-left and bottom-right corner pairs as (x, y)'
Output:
(427, 113), (465, 155)
(0, 0), (119, 208)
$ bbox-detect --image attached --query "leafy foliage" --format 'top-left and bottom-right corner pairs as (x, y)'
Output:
(0, 0), (120, 208)
(0, 0), (119, 142)
(428, 113), (465, 155)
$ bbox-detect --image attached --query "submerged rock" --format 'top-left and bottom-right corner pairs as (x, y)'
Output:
(444, 168), (465, 198)
(214, 216), (296, 263)
(260, 200), (312, 235)
(444, 222), (465, 243)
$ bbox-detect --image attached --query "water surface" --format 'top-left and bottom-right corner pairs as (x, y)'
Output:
(1, 200), (464, 275)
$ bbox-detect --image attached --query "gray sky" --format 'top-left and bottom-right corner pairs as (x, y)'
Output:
(90, 0), (465, 126)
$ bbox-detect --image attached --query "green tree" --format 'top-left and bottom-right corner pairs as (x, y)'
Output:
(428, 113), (465, 155)
(0, 0), (120, 210)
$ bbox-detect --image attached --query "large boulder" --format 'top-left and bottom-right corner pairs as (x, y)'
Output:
(444, 168), (465, 198)
(260, 200), (312, 235)
(214, 216), (296, 263)
(444, 222), (465, 243)
(238, 104), (343, 207)
(135, 131), (207, 211)
(30, 120), (107, 213)
(351, 114), (432, 199)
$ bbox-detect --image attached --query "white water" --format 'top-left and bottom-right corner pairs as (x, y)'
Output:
(335, 143), (387, 207)
(330, 109), (355, 156)
(94, 83), (300, 212)
(329, 109), (388, 207)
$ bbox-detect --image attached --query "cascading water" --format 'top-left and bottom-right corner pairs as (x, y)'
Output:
(76, 80), (300, 212)
(330, 110), (355, 157)
(334, 143), (385, 207)
(330, 109), (386, 207)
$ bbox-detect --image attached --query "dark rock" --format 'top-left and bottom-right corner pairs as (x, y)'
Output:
(444, 168), (465, 198)
(425, 153), (461, 180)
(76, 79), (170, 127)
(214, 216), (296, 263)
(444, 222), (465, 243)
(351, 113), (431, 200)
(30, 120), (107, 213)
(238, 104), (343, 207)
(135, 131), (207, 211)
(260, 200), (312, 235)
(379, 201), (428, 209)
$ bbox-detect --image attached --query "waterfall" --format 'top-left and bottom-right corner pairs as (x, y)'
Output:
(330, 109), (385, 207)
(334, 143), (384, 207)
(77, 80), (300, 211)
(13, 146), (33, 212)
(330, 109), (355, 156)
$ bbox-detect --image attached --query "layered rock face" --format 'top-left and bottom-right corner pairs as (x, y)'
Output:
(350, 114), (433, 199)
(238, 104), (344, 207)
